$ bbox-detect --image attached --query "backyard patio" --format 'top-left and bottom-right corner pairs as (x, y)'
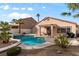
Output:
(0, 38), (79, 56)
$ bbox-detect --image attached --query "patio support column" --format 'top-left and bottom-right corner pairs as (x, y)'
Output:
(51, 25), (53, 37)
(39, 26), (41, 36)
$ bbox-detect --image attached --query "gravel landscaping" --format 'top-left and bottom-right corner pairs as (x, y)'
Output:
(0, 41), (17, 48)
(1, 45), (79, 56)
(17, 45), (79, 56)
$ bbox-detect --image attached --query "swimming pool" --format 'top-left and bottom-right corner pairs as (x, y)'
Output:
(14, 35), (45, 45)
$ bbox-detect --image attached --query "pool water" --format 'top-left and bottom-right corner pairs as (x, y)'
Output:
(14, 35), (45, 45)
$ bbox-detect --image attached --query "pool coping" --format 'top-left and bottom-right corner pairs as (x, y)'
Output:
(14, 34), (54, 49)
(14, 34), (54, 50)
(13, 34), (79, 50)
(19, 41), (54, 50)
(19, 38), (79, 50)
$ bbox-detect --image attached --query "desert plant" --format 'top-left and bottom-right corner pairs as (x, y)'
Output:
(0, 21), (11, 43)
(54, 35), (70, 48)
(7, 46), (22, 56)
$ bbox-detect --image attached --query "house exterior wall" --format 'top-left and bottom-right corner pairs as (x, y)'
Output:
(10, 17), (37, 34)
(20, 18), (37, 29)
(10, 29), (31, 34)
(33, 18), (77, 36)
(40, 27), (47, 35)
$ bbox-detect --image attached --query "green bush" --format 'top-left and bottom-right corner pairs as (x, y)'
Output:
(7, 46), (22, 56)
(67, 32), (75, 38)
(54, 35), (70, 48)
(0, 21), (11, 43)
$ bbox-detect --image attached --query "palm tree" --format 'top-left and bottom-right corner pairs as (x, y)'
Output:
(36, 13), (40, 22)
(11, 18), (24, 34)
(16, 19), (24, 34)
(61, 3), (79, 18)
(12, 19), (17, 23)
(0, 21), (11, 43)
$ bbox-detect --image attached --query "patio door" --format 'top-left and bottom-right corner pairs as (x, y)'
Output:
(46, 26), (51, 36)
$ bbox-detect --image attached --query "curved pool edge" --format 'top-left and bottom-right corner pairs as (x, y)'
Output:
(13, 34), (54, 49)
(14, 35), (45, 46)
(0, 38), (21, 52)
(19, 42), (54, 50)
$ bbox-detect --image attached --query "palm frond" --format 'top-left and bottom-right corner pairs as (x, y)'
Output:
(12, 19), (17, 23)
(61, 12), (71, 16)
(67, 3), (79, 11)
(73, 13), (79, 18)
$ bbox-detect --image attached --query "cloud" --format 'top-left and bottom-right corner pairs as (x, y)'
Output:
(27, 7), (33, 11)
(3, 5), (9, 10)
(12, 7), (19, 10)
(0, 5), (10, 10)
(42, 6), (46, 8)
(8, 12), (31, 19)
(21, 8), (26, 10)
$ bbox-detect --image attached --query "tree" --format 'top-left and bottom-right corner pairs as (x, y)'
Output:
(36, 13), (40, 22)
(61, 3), (79, 18)
(11, 18), (24, 34)
(12, 19), (17, 23)
(0, 21), (11, 43)
(16, 19), (24, 34)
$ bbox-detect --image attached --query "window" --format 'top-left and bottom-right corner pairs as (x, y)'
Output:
(66, 28), (70, 32)
(57, 27), (71, 33)
(61, 28), (66, 33)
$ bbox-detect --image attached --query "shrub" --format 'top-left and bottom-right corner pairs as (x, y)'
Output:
(0, 21), (11, 43)
(54, 35), (70, 48)
(7, 46), (22, 56)
(67, 32), (75, 38)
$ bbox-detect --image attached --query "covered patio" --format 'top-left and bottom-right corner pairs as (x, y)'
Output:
(39, 24), (58, 37)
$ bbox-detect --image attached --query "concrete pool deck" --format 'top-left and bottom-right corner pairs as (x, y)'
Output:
(18, 36), (79, 50)
(9, 34), (79, 50)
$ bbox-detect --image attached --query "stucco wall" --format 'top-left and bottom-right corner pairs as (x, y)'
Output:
(40, 27), (47, 35)
(10, 29), (31, 34)
(19, 17), (37, 29)
(34, 18), (77, 35)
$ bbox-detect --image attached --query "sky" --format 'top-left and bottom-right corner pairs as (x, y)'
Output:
(0, 3), (79, 24)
